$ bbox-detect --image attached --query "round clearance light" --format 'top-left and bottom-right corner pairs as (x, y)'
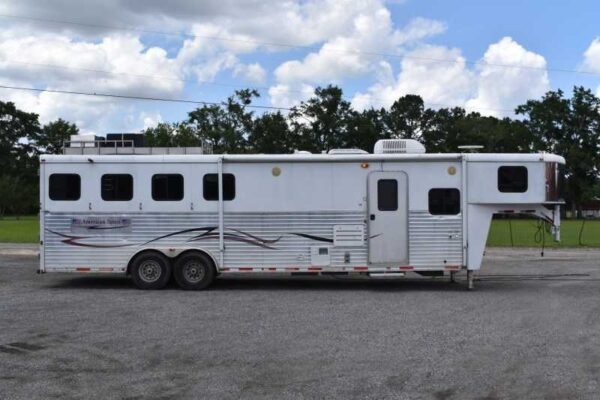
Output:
(361, 163), (369, 169)
(272, 167), (281, 177)
(448, 166), (457, 175)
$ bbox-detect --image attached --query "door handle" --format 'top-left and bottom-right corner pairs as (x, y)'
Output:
(370, 214), (376, 221)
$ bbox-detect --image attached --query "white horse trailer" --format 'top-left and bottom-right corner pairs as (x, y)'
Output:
(39, 139), (564, 290)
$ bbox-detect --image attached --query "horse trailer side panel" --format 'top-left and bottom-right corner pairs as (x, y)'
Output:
(42, 211), (368, 272)
(408, 211), (463, 268)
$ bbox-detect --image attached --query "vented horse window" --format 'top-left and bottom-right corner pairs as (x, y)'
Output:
(377, 179), (398, 211)
(498, 166), (528, 193)
(429, 188), (460, 215)
(49, 174), (81, 201)
(203, 174), (236, 201)
(152, 174), (184, 201)
(101, 174), (133, 201)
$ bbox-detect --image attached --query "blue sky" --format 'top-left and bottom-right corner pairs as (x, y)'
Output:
(0, 0), (598, 134)
(400, 0), (600, 91)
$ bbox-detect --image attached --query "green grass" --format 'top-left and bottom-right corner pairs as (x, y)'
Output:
(0, 215), (598, 247)
(487, 219), (600, 247)
(0, 216), (39, 243)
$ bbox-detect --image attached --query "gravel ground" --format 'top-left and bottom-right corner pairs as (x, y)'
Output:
(1, 248), (600, 400)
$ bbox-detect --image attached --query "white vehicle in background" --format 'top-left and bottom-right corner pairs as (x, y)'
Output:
(39, 138), (564, 290)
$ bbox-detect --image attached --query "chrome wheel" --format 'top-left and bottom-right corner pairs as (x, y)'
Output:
(138, 260), (162, 283)
(174, 252), (215, 290)
(183, 261), (205, 283)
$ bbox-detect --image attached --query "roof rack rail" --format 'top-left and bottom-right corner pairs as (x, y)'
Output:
(62, 140), (213, 155)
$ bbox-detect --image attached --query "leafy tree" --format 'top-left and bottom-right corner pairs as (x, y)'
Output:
(248, 112), (296, 153)
(0, 101), (40, 171)
(0, 101), (40, 217)
(187, 89), (259, 153)
(517, 87), (600, 217)
(38, 118), (79, 154)
(421, 107), (466, 152)
(144, 122), (175, 147)
(384, 95), (432, 139)
(289, 85), (354, 152)
(0, 175), (17, 218)
(344, 108), (387, 151)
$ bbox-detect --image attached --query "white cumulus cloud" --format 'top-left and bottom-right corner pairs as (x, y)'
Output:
(269, 4), (446, 106)
(352, 37), (549, 117)
(268, 84), (315, 109)
(582, 38), (600, 96)
(466, 37), (549, 116)
(351, 45), (474, 110)
(233, 63), (267, 85)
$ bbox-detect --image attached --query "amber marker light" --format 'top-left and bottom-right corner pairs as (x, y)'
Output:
(361, 163), (369, 169)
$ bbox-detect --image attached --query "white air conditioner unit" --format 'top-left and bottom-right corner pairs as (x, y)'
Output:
(373, 139), (426, 154)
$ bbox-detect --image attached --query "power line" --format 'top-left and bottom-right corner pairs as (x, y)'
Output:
(0, 59), (516, 113)
(0, 82), (518, 115)
(1, 13), (599, 77)
(0, 84), (293, 111)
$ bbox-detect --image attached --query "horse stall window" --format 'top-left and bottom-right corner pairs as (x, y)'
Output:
(101, 174), (133, 201)
(49, 174), (81, 201)
(429, 188), (460, 215)
(498, 166), (528, 193)
(152, 174), (184, 201)
(203, 174), (236, 201)
(377, 179), (398, 211)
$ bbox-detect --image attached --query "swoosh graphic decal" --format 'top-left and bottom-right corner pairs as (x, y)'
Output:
(47, 227), (338, 249)
(290, 233), (334, 243)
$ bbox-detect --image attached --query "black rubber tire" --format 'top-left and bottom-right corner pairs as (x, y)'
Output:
(173, 252), (216, 290)
(130, 251), (172, 290)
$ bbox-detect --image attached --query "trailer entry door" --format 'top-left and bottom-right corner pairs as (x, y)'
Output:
(368, 171), (408, 264)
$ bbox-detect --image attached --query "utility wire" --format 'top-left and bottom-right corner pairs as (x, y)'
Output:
(0, 59), (516, 113)
(0, 84), (293, 111)
(1, 13), (599, 77)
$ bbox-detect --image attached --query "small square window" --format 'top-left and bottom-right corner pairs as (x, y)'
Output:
(203, 174), (235, 201)
(377, 179), (398, 211)
(429, 188), (460, 215)
(152, 174), (184, 201)
(498, 166), (528, 193)
(101, 174), (133, 201)
(49, 174), (80, 201)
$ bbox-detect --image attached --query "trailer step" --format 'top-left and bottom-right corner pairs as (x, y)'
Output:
(368, 272), (406, 278)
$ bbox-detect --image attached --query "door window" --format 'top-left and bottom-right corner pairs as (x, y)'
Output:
(377, 179), (398, 211)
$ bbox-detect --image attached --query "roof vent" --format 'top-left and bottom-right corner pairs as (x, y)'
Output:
(328, 148), (369, 155)
(373, 139), (426, 154)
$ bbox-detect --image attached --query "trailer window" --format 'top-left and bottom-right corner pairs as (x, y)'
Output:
(49, 174), (81, 201)
(101, 174), (133, 201)
(429, 188), (460, 215)
(203, 174), (235, 201)
(377, 179), (398, 211)
(498, 166), (528, 193)
(152, 174), (184, 201)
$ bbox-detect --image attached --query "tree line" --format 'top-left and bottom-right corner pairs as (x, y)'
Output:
(1, 86), (599, 217)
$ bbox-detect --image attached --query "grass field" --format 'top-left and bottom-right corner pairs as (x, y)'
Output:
(0, 216), (39, 243)
(487, 219), (600, 247)
(0, 216), (599, 247)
